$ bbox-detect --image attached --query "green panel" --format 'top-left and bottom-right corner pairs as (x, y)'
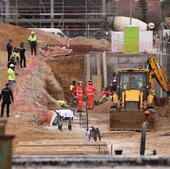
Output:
(124, 26), (139, 54)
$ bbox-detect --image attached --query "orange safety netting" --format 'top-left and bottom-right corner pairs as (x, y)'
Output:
(13, 55), (36, 108)
(33, 110), (53, 125)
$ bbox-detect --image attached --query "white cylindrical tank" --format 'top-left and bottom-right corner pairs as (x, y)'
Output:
(113, 16), (147, 31)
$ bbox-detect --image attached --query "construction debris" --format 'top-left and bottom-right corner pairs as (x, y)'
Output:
(44, 45), (73, 57)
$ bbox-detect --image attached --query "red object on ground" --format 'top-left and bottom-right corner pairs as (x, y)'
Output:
(85, 84), (96, 109)
(36, 111), (53, 125)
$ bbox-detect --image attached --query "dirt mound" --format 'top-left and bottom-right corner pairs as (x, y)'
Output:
(46, 55), (85, 102)
(70, 36), (110, 52)
(0, 23), (110, 53)
(13, 56), (63, 113)
(154, 104), (170, 130)
(154, 97), (169, 107)
(0, 23), (67, 50)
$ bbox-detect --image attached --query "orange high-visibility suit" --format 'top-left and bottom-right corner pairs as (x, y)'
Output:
(75, 84), (84, 111)
(85, 83), (96, 109)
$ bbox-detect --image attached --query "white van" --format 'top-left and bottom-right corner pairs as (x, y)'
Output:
(30, 28), (67, 38)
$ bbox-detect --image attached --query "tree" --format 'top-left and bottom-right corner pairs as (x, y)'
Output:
(138, 0), (149, 23)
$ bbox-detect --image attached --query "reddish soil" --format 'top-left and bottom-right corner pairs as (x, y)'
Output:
(0, 23), (170, 156)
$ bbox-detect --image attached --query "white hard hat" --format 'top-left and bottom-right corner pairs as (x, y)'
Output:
(113, 78), (117, 82)
(10, 64), (14, 67)
(31, 31), (35, 34)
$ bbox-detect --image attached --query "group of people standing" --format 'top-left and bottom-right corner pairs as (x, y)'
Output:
(7, 39), (26, 69)
(70, 80), (96, 112)
(0, 31), (37, 118)
(6, 39), (26, 90)
(6, 31), (37, 90)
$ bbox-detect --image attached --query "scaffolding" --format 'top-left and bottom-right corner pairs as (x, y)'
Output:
(0, 0), (118, 37)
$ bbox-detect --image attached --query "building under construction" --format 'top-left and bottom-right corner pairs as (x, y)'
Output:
(0, 0), (121, 37)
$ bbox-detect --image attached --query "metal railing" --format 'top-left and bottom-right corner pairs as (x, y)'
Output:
(14, 142), (108, 155)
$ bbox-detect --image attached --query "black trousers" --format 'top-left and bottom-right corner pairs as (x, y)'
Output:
(7, 51), (12, 61)
(30, 45), (37, 56)
(1, 101), (10, 117)
(20, 55), (26, 67)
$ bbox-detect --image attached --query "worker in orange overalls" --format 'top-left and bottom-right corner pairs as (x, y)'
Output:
(85, 80), (96, 110)
(75, 81), (84, 112)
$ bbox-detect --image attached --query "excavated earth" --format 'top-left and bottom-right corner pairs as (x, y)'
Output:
(0, 24), (170, 158)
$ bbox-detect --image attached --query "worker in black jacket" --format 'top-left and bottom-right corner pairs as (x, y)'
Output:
(6, 39), (13, 61)
(0, 83), (14, 117)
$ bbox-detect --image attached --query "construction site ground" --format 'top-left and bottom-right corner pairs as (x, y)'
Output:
(0, 24), (170, 158)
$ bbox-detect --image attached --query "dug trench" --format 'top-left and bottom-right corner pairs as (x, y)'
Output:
(3, 52), (170, 156)
(45, 54), (85, 103)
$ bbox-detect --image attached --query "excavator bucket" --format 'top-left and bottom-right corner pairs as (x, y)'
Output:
(110, 108), (154, 131)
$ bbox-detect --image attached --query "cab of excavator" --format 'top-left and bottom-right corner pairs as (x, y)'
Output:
(117, 69), (150, 103)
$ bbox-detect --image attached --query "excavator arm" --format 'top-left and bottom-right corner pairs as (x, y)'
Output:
(148, 55), (170, 93)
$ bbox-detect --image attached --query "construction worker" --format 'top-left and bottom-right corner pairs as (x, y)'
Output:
(7, 64), (16, 90)
(110, 77), (117, 93)
(138, 79), (144, 89)
(19, 42), (26, 68)
(69, 80), (76, 106)
(99, 87), (112, 104)
(85, 80), (96, 110)
(11, 47), (20, 75)
(7, 55), (15, 68)
(28, 31), (37, 56)
(75, 81), (84, 112)
(0, 83), (14, 117)
(6, 39), (13, 61)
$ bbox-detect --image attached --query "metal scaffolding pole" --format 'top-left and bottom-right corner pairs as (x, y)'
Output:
(5, 0), (9, 20)
(62, 0), (64, 29)
(102, 0), (106, 17)
(16, 0), (18, 26)
(85, 0), (88, 37)
(130, 0), (132, 25)
(39, 0), (41, 27)
(50, 0), (54, 28)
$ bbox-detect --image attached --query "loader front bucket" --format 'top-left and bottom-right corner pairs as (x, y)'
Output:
(110, 108), (154, 131)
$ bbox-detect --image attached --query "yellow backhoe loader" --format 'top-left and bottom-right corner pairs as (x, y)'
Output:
(110, 55), (170, 130)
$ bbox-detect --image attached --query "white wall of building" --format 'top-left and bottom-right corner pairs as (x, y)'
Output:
(111, 31), (153, 53)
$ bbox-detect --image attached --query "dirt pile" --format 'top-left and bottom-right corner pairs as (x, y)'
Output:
(0, 23), (110, 53)
(13, 56), (64, 113)
(154, 104), (170, 130)
(0, 23), (67, 50)
(46, 55), (85, 101)
(70, 36), (110, 52)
